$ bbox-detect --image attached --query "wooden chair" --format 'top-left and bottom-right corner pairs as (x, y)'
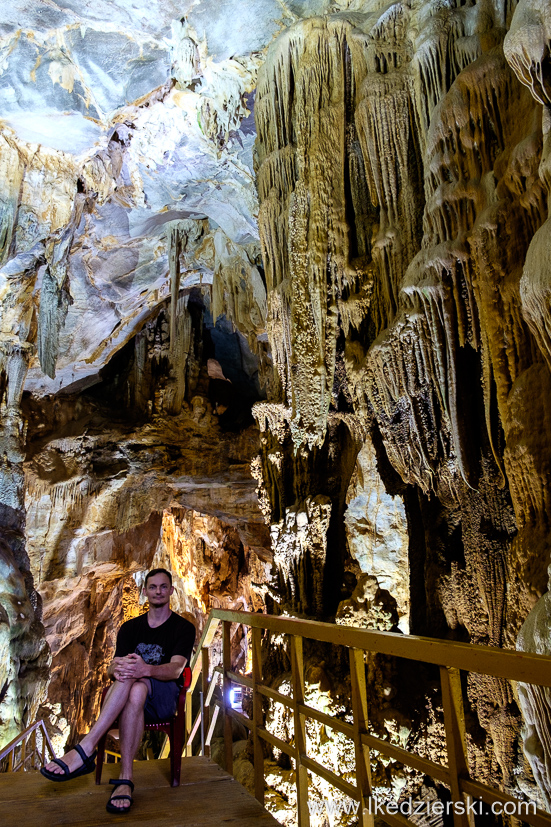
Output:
(95, 665), (192, 787)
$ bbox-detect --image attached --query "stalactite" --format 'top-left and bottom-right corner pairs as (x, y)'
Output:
(211, 229), (267, 357)
(256, 18), (378, 449)
(271, 495), (332, 616)
(38, 195), (85, 379)
(169, 292), (192, 415)
(169, 221), (183, 353)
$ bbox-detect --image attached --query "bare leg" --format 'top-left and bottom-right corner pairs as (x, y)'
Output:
(108, 679), (150, 811)
(43, 679), (140, 775)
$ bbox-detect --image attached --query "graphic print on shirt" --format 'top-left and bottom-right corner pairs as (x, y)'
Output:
(136, 643), (164, 664)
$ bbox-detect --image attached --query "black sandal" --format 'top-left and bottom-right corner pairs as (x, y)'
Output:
(40, 744), (97, 782)
(106, 778), (135, 815)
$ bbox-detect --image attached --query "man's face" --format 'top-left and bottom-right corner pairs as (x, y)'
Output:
(144, 573), (174, 607)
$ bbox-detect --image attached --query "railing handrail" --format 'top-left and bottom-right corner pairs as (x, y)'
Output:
(191, 608), (551, 687)
(0, 719), (55, 764)
(187, 608), (551, 827)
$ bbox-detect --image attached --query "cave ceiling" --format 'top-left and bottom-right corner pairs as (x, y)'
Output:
(2, 0), (551, 811)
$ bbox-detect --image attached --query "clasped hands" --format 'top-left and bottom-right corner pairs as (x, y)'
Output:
(112, 653), (148, 682)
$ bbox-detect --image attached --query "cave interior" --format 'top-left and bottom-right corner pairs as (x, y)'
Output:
(1, 0), (551, 820)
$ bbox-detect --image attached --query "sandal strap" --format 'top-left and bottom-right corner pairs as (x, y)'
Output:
(73, 744), (90, 764)
(53, 757), (70, 774)
(108, 778), (135, 792)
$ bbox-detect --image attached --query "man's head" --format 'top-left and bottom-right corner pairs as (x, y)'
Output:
(144, 568), (174, 607)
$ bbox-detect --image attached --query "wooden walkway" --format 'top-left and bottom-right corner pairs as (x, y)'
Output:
(1, 756), (281, 827)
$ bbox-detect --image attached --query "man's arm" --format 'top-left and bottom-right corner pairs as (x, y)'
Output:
(117, 653), (186, 682)
(109, 619), (135, 680)
(107, 657), (131, 681)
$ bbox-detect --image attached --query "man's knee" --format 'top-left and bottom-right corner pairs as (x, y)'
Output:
(128, 680), (149, 706)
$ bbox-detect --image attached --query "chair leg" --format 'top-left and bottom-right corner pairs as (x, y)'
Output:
(170, 723), (184, 787)
(95, 731), (107, 784)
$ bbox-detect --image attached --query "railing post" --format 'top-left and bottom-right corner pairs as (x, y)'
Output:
(252, 626), (264, 804)
(30, 727), (37, 769)
(290, 635), (310, 827)
(440, 666), (474, 827)
(349, 648), (374, 827)
(19, 736), (26, 771)
(185, 676), (193, 757)
(223, 620), (233, 775)
(202, 645), (210, 757)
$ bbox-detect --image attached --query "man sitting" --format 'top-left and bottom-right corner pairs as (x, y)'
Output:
(41, 568), (196, 815)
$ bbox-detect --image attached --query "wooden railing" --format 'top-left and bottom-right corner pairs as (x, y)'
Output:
(184, 609), (551, 827)
(0, 719), (55, 773)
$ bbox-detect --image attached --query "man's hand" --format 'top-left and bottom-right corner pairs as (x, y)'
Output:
(123, 653), (149, 679)
(109, 654), (148, 681)
(109, 654), (186, 682)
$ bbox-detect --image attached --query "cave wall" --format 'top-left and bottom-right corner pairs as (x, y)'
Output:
(0, 0), (551, 810)
(251, 0), (551, 799)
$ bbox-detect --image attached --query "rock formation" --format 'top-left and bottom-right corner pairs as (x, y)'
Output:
(252, 0), (550, 802)
(1, 0), (551, 815)
(516, 566), (551, 810)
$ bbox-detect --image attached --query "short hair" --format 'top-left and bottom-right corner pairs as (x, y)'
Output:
(144, 568), (173, 587)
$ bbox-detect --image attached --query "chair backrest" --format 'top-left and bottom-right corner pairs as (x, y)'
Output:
(182, 665), (192, 690)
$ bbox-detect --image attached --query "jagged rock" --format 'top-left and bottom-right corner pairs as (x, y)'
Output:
(0, 538), (50, 744)
(516, 568), (551, 810)
(344, 435), (409, 632)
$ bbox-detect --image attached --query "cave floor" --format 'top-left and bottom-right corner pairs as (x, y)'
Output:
(1, 755), (280, 827)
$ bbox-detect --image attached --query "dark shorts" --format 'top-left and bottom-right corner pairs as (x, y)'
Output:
(144, 678), (180, 723)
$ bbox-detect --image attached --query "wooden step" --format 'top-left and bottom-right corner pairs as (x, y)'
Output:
(1, 756), (280, 827)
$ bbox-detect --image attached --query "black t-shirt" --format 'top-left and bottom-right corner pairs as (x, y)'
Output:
(115, 612), (196, 683)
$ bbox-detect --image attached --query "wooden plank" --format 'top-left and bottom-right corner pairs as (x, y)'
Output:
(440, 666), (472, 827)
(227, 707), (252, 730)
(223, 620), (233, 775)
(0, 720), (44, 761)
(188, 617), (221, 693)
(258, 684), (293, 709)
(350, 648), (374, 827)
(2, 758), (280, 827)
(206, 670), (221, 706)
(208, 610), (551, 686)
(185, 679), (193, 758)
(375, 804), (421, 827)
(201, 646), (210, 757)
(186, 709), (202, 749)
(291, 635), (310, 827)
(300, 755), (357, 799)
(297, 702), (353, 738)
(206, 704), (221, 747)
(252, 626), (265, 805)
(257, 727), (295, 758)
(361, 732), (450, 784)
(1, 758), (230, 803)
(227, 670), (254, 690)
(29, 728), (37, 770)
(297, 702), (449, 783)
